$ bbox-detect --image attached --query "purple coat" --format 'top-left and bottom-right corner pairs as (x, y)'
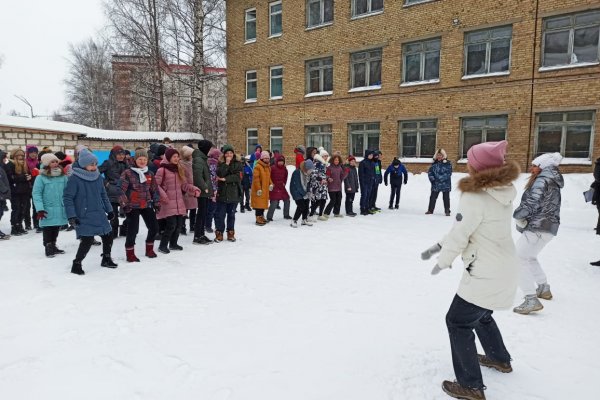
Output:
(326, 164), (347, 192)
(180, 159), (198, 210)
(155, 162), (200, 219)
(269, 156), (290, 201)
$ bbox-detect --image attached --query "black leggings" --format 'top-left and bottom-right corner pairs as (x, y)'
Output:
(125, 208), (159, 247)
(160, 215), (183, 248)
(310, 199), (326, 216)
(10, 194), (30, 226)
(194, 197), (208, 237)
(75, 234), (113, 263)
(42, 226), (60, 246)
(324, 191), (342, 215)
(293, 199), (310, 222)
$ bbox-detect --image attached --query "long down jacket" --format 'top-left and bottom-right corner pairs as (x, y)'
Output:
(180, 159), (199, 210)
(192, 149), (213, 199)
(270, 156), (290, 201)
(32, 170), (69, 227)
(343, 164), (359, 194)
(155, 162), (200, 219)
(251, 159), (273, 210)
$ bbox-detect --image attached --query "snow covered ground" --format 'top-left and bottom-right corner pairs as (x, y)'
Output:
(1, 168), (599, 400)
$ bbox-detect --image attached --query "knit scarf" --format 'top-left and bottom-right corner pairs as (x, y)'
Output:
(71, 166), (100, 181)
(130, 166), (148, 183)
(50, 167), (63, 177)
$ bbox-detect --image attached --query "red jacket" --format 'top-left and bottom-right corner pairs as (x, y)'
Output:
(294, 149), (304, 169)
(269, 156), (290, 201)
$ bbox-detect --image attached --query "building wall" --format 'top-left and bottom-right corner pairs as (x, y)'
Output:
(226, 0), (600, 173)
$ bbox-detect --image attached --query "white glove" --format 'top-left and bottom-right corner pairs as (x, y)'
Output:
(430, 264), (443, 275)
(421, 243), (442, 260)
(268, 184), (274, 191)
(257, 189), (263, 197)
(515, 219), (528, 229)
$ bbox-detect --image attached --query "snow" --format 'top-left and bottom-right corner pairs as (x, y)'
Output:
(1, 168), (599, 399)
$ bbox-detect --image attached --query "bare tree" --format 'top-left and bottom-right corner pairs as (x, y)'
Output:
(64, 38), (114, 129)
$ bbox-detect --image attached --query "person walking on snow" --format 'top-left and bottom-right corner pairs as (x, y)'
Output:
(358, 150), (375, 215)
(384, 158), (408, 209)
(99, 145), (130, 238)
(343, 155), (359, 217)
(369, 150), (383, 211)
(512, 152), (563, 315)
(427, 149), (452, 216)
(421, 140), (520, 400)
(192, 140), (214, 245)
(251, 151), (273, 226)
(214, 144), (242, 242)
(240, 157), (253, 213)
(267, 154), (292, 221)
(324, 154), (348, 217)
(294, 145), (306, 169)
(6, 148), (32, 236)
(289, 160), (315, 228)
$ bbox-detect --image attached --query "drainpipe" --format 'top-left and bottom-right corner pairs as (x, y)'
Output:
(526, 0), (541, 167)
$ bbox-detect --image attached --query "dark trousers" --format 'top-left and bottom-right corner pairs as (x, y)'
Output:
(596, 204), (600, 234)
(10, 194), (30, 226)
(206, 200), (216, 230)
(267, 199), (290, 220)
(310, 199), (326, 216)
(125, 208), (159, 247)
(31, 201), (37, 228)
(75, 234), (113, 263)
(345, 192), (356, 214)
(188, 208), (196, 230)
(42, 226), (60, 246)
(0, 200), (5, 221)
(194, 197), (208, 237)
(324, 191), (342, 215)
(161, 215), (183, 248)
(240, 187), (250, 208)
(110, 202), (128, 235)
(428, 190), (450, 213)
(215, 202), (236, 232)
(293, 199), (310, 221)
(255, 208), (265, 217)
(446, 295), (511, 390)
(389, 184), (402, 206)
(369, 182), (380, 209)
(359, 184), (372, 211)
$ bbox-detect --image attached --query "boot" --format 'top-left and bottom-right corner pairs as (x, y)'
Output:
(180, 225), (187, 236)
(394, 204), (399, 209)
(442, 380), (485, 400)
(71, 260), (85, 275)
(145, 242), (157, 258)
(158, 236), (170, 254)
(245, 204), (252, 211)
(290, 221), (298, 228)
(255, 216), (267, 226)
(591, 260), (600, 266)
(478, 354), (513, 373)
(227, 230), (236, 242)
(17, 224), (28, 235)
(101, 254), (118, 268)
(45, 243), (55, 258)
(301, 219), (313, 226)
(169, 243), (183, 251)
(11, 225), (23, 236)
(513, 295), (543, 314)
(126, 246), (140, 262)
(389, 204), (394, 210)
(0, 230), (10, 240)
(536, 283), (552, 300)
(214, 230), (224, 243)
(50, 242), (65, 255)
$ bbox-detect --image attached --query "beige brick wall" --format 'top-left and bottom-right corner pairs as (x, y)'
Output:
(226, 0), (600, 173)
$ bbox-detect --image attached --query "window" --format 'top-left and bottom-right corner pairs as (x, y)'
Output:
(247, 129), (259, 155)
(306, 57), (333, 94)
(307, 0), (333, 28)
(405, 0), (434, 5)
(270, 66), (283, 99)
(464, 25), (512, 76)
(403, 38), (441, 83)
(460, 116), (508, 158)
(269, 1), (282, 37)
(352, 0), (383, 18)
(349, 123), (380, 156)
(536, 111), (595, 158)
(542, 10), (600, 68)
(245, 70), (257, 101)
(245, 9), (256, 42)
(351, 48), (382, 88)
(270, 128), (283, 153)
(306, 125), (333, 153)
(399, 120), (437, 158)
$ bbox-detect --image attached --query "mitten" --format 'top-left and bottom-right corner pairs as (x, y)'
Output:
(515, 219), (528, 229)
(268, 184), (274, 191)
(68, 217), (80, 227)
(107, 212), (115, 221)
(36, 210), (48, 220)
(153, 202), (161, 212)
(430, 264), (443, 275)
(421, 243), (442, 260)
(257, 189), (263, 196)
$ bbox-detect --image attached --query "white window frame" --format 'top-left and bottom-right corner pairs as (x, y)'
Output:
(246, 128), (259, 155)
(306, 0), (334, 28)
(535, 111), (596, 160)
(460, 116), (508, 159)
(399, 119), (438, 159)
(245, 8), (257, 43)
(305, 125), (333, 153)
(349, 122), (381, 157)
(270, 127), (283, 153)
(351, 0), (384, 19)
(306, 57), (334, 94)
(350, 48), (382, 89)
(404, 0), (436, 6)
(245, 70), (257, 102)
(402, 38), (441, 84)
(269, 1), (283, 38)
(270, 66), (283, 100)
(463, 25), (513, 78)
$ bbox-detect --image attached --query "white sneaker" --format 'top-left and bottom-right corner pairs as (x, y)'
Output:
(290, 221), (298, 228)
(318, 215), (328, 221)
(334, 214), (344, 218)
(301, 219), (313, 226)
(308, 216), (317, 222)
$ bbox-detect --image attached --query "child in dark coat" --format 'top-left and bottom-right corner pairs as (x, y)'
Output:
(240, 158), (253, 213)
(343, 156), (359, 217)
(384, 158), (408, 209)
(7, 148), (32, 235)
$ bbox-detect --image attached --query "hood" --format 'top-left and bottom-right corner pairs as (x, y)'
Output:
(485, 185), (517, 206)
(0, 150), (7, 161)
(313, 153), (327, 165)
(363, 150), (373, 159)
(458, 160), (520, 196)
(149, 143), (160, 154)
(192, 148), (207, 160)
(208, 147), (222, 160)
(274, 154), (286, 168)
(538, 167), (564, 188)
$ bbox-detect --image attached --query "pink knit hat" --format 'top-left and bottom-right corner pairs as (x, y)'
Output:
(260, 150), (270, 160)
(467, 140), (508, 172)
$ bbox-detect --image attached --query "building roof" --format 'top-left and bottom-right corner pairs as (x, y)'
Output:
(0, 115), (203, 141)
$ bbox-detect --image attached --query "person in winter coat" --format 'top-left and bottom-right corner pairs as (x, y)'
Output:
(421, 140), (520, 400)
(32, 153), (69, 257)
(294, 145), (306, 169)
(63, 149), (117, 275)
(119, 149), (160, 262)
(249, 144), (263, 168)
(156, 148), (201, 253)
(99, 145), (130, 238)
(6, 148), (32, 235)
(591, 157), (600, 266)
(309, 149), (329, 221)
(358, 150), (375, 215)
(289, 160), (315, 228)
(149, 144), (167, 174)
(384, 158), (408, 209)
(192, 139), (214, 245)
(267, 154), (291, 221)
(512, 152), (564, 315)
(214, 144), (242, 242)
(0, 150), (10, 239)
(179, 145), (197, 236)
(305, 147), (317, 162)
(427, 149), (452, 216)
(240, 158), (253, 213)
(25, 145), (40, 230)
(205, 147), (221, 233)
(251, 151), (273, 226)
(343, 156), (359, 217)
(370, 150), (383, 211)
(324, 154), (348, 217)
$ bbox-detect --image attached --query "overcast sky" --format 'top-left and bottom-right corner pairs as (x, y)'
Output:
(0, 0), (105, 117)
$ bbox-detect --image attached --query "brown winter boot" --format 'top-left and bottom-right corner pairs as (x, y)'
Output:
(442, 380), (485, 400)
(227, 230), (236, 242)
(255, 216), (267, 226)
(145, 242), (157, 258)
(478, 354), (512, 373)
(214, 230), (224, 243)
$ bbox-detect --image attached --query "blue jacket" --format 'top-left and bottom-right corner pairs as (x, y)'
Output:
(428, 160), (452, 192)
(358, 150), (376, 190)
(32, 171), (69, 227)
(63, 168), (113, 238)
(290, 169), (308, 200)
(242, 163), (253, 188)
(384, 163), (408, 186)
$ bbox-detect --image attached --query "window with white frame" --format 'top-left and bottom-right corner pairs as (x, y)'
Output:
(246, 70), (257, 101)
(461, 116), (508, 158)
(536, 111), (595, 158)
(405, 0), (434, 5)
(352, 0), (383, 18)
(349, 123), (380, 156)
(307, 0), (333, 28)
(542, 10), (600, 68)
(247, 129), (259, 155)
(464, 25), (512, 76)
(306, 125), (333, 153)
(269, 1), (282, 37)
(351, 48), (382, 88)
(399, 120), (437, 158)
(245, 9), (256, 42)
(270, 66), (283, 99)
(403, 38), (441, 83)
(306, 57), (333, 94)
(270, 128), (283, 153)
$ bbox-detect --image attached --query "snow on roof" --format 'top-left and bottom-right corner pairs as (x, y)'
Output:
(0, 115), (203, 141)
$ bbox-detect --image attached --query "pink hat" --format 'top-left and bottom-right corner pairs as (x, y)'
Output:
(467, 140), (508, 172)
(260, 151), (270, 160)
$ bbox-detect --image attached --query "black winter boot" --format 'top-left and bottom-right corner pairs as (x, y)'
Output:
(45, 243), (55, 258)
(101, 254), (118, 268)
(71, 261), (85, 275)
(11, 225), (23, 236)
(50, 242), (65, 255)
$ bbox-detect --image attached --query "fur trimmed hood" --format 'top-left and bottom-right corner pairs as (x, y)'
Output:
(458, 160), (520, 194)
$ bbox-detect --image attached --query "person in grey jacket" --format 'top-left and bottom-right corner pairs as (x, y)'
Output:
(513, 152), (563, 315)
(0, 150), (11, 239)
(192, 140), (214, 245)
(343, 156), (359, 217)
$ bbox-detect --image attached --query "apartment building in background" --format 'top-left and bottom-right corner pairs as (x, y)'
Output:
(226, 0), (600, 172)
